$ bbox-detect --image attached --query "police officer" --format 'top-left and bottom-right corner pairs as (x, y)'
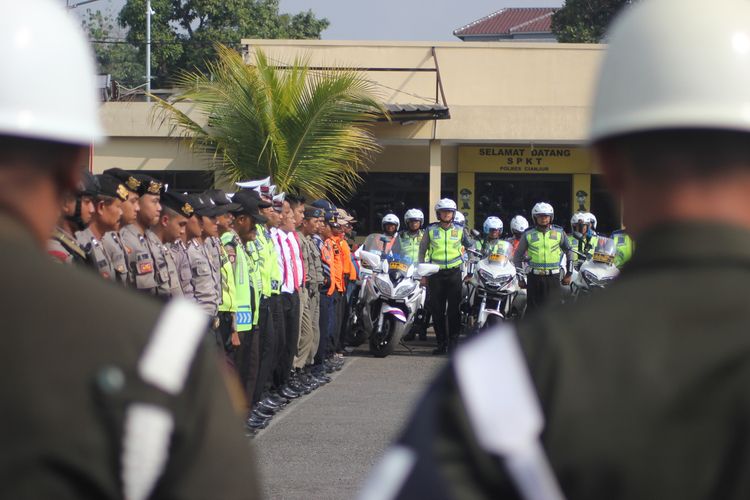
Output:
(568, 211), (598, 265)
(506, 214), (529, 257)
(367, 1), (750, 498)
(512, 202), (574, 312)
(102, 167), (143, 285)
(477, 216), (507, 257)
(419, 198), (474, 354)
(152, 190), (194, 297)
(48, 171), (98, 265)
(612, 228), (634, 269)
(0, 1), (257, 497)
(185, 194), (222, 328)
(119, 174), (163, 295)
(164, 192), (196, 299)
(75, 174), (129, 281)
(400, 209), (429, 342)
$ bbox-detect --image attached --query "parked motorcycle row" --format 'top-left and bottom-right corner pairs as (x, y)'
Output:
(345, 227), (622, 357)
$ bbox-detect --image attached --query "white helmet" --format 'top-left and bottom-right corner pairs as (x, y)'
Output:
(510, 215), (529, 234)
(382, 213), (400, 231)
(483, 216), (503, 235)
(531, 202), (554, 221)
(586, 212), (598, 230)
(454, 211), (466, 226)
(404, 208), (424, 223)
(571, 211), (588, 228)
(0, 0), (104, 144)
(590, 0), (750, 142)
(435, 198), (457, 212)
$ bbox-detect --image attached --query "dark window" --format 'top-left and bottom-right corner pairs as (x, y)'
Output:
(137, 170), (214, 193)
(441, 173), (457, 201)
(474, 174), (573, 235)
(590, 175), (621, 234)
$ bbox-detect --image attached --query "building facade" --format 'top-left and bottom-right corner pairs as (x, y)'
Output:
(94, 40), (618, 234)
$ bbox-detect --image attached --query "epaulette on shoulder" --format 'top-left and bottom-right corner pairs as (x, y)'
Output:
(551, 224), (564, 231)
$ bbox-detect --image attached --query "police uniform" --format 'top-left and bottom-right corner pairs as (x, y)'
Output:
(120, 224), (158, 294)
(146, 229), (181, 298)
(171, 239), (195, 299)
(186, 237), (219, 317)
(513, 224), (574, 312)
(476, 237), (511, 259)
(48, 226), (88, 266)
(75, 227), (117, 281)
(102, 168), (143, 286)
(419, 221), (474, 353)
(0, 212), (259, 499)
(612, 230), (635, 269)
(568, 232), (598, 264)
(399, 229), (424, 264)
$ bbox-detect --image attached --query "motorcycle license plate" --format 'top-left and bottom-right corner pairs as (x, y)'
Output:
(488, 254), (507, 263)
(592, 254), (614, 264)
(389, 262), (408, 272)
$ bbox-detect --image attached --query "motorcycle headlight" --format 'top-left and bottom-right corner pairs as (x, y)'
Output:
(479, 270), (514, 288)
(375, 274), (392, 296)
(392, 281), (417, 299)
(581, 270), (614, 288)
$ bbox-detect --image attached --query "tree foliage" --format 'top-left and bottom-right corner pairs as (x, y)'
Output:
(551, 0), (632, 43)
(82, 10), (144, 87)
(153, 46), (386, 199)
(118, 0), (329, 87)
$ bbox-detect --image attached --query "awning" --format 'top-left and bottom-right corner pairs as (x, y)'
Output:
(380, 103), (451, 122)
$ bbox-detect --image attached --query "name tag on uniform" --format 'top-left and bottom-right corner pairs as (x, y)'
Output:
(136, 252), (154, 275)
(550, 231), (559, 241)
(451, 229), (458, 238)
(432, 229), (440, 239)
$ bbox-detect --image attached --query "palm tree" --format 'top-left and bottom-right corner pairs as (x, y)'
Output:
(153, 44), (385, 199)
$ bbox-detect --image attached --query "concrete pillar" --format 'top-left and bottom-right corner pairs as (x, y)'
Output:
(429, 140), (442, 220)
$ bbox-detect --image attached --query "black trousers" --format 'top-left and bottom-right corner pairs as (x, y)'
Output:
(274, 291), (300, 388)
(527, 273), (562, 313)
(236, 330), (260, 411)
(428, 267), (462, 348)
(253, 297), (277, 403)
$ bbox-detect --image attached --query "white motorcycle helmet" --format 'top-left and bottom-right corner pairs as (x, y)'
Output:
(454, 211), (466, 227)
(483, 216), (503, 236)
(382, 213), (400, 231)
(434, 198), (457, 221)
(531, 202), (554, 224)
(571, 211), (588, 230)
(404, 208), (425, 226)
(590, 0), (750, 142)
(585, 212), (598, 231)
(510, 215), (529, 235)
(0, 0), (104, 144)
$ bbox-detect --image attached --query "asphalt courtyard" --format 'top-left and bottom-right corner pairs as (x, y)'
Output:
(254, 339), (446, 500)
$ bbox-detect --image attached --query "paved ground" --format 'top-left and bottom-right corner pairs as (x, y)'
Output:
(254, 339), (446, 500)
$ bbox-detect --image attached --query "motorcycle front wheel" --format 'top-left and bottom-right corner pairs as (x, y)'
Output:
(370, 316), (395, 358)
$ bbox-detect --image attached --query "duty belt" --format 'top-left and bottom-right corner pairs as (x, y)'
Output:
(431, 256), (463, 269)
(530, 268), (560, 276)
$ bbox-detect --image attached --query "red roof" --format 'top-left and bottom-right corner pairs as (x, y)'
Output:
(454, 8), (558, 37)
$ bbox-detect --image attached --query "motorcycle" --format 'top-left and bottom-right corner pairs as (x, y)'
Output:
(569, 236), (619, 299)
(466, 242), (520, 330)
(357, 235), (439, 357)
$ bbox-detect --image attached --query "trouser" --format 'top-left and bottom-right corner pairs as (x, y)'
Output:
(253, 297), (278, 403)
(293, 287), (313, 369)
(274, 291), (300, 388)
(307, 288), (321, 365)
(428, 267), (462, 348)
(217, 311), (236, 365)
(334, 287), (347, 353)
(526, 273), (562, 313)
(235, 329), (260, 410)
(314, 291), (336, 373)
(268, 294), (286, 391)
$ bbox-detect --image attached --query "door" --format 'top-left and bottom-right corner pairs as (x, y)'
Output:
(474, 174), (573, 234)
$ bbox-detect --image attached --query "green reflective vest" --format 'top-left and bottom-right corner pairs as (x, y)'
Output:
(221, 231), (252, 332)
(477, 238), (510, 257)
(427, 224), (463, 270)
(246, 239), (263, 326)
(568, 234), (598, 262)
(399, 230), (423, 264)
(255, 225), (282, 296)
(614, 232), (634, 269)
(526, 227), (564, 270)
(217, 242), (237, 315)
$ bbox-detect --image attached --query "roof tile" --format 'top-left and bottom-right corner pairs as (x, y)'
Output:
(454, 7), (558, 37)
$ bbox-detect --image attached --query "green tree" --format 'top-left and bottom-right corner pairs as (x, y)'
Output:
(551, 0), (633, 43)
(118, 0), (329, 87)
(82, 9), (144, 87)
(153, 46), (385, 199)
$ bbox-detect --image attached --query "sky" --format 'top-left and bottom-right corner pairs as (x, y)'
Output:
(68, 0), (564, 41)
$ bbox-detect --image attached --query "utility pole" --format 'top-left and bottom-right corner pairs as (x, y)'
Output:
(146, 0), (152, 102)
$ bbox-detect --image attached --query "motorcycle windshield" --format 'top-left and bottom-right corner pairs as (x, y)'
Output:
(485, 240), (513, 266)
(362, 233), (396, 256)
(386, 239), (413, 283)
(592, 237), (617, 265)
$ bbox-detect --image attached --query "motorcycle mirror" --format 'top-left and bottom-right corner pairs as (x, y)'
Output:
(380, 235), (391, 243)
(572, 231), (584, 240)
(359, 250), (382, 270)
(471, 229), (481, 238)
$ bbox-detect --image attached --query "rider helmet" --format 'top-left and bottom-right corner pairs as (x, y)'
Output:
(585, 212), (598, 231)
(381, 213), (400, 231)
(510, 215), (529, 235)
(483, 216), (503, 236)
(453, 211), (466, 227)
(531, 202), (554, 223)
(404, 208), (424, 225)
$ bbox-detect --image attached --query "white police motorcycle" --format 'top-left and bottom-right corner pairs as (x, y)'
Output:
(357, 234), (438, 357)
(466, 241), (520, 329)
(569, 236), (620, 298)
